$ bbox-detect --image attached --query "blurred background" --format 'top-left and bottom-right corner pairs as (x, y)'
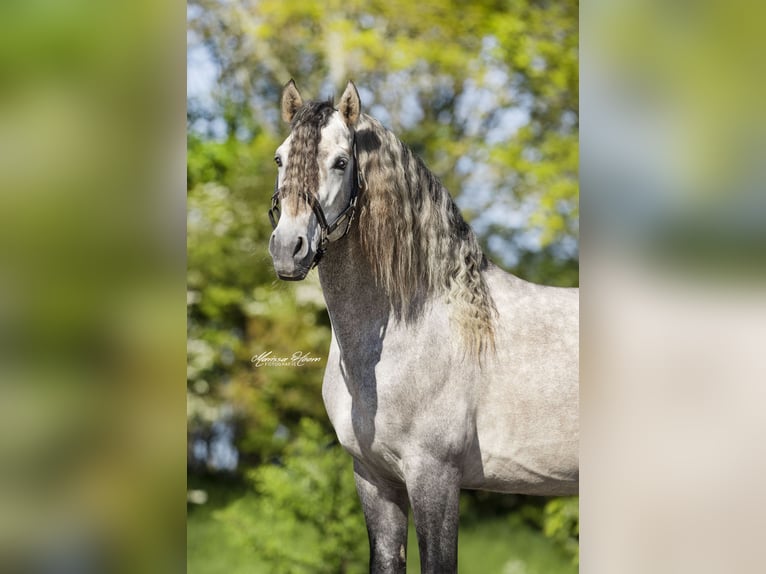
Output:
(0, 1), (186, 573)
(5, 0), (764, 572)
(581, 1), (766, 573)
(186, 1), (578, 573)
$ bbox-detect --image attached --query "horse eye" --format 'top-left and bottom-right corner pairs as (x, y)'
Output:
(333, 158), (348, 171)
(274, 156), (282, 167)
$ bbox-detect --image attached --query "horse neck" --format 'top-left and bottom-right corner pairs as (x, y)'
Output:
(317, 227), (391, 353)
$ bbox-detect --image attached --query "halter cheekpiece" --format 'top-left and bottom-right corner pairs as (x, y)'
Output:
(268, 130), (362, 269)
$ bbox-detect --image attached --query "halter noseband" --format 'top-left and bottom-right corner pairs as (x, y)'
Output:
(268, 131), (362, 269)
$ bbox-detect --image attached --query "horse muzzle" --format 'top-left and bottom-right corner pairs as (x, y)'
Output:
(268, 226), (316, 281)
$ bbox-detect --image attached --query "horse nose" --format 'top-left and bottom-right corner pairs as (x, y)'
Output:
(269, 230), (308, 259)
(269, 228), (310, 276)
(292, 235), (308, 259)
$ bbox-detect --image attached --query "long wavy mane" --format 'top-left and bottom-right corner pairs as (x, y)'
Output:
(354, 114), (497, 357)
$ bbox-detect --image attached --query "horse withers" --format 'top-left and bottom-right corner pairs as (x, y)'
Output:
(268, 79), (578, 574)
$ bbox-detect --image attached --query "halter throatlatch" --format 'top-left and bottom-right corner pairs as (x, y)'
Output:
(268, 132), (362, 269)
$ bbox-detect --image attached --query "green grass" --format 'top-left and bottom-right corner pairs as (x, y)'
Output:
(187, 476), (266, 574)
(188, 479), (576, 574)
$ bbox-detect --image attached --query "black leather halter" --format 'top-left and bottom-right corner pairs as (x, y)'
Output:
(268, 132), (362, 269)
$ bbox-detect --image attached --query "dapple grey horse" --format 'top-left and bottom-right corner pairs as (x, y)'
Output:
(268, 80), (578, 574)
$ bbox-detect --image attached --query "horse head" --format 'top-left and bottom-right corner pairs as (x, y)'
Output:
(268, 80), (362, 280)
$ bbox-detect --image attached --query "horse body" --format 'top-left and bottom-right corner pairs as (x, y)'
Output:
(470, 266), (579, 495)
(269, 80), (578, 573)
(320, 248), (578, 497)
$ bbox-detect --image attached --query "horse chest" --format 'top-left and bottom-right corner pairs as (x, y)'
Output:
(321, 338), (472, 484)
(321, 368), (410, 478)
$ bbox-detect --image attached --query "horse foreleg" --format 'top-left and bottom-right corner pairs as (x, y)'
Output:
(354, 460), (409, 574)
(405, 457), (461, 574)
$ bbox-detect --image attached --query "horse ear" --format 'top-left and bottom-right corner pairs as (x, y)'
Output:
(339, 81), (361, 127)
(281, 79), (303, 123)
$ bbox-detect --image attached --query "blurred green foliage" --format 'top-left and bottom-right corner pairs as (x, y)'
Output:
(543, 497), (580, 565)
(218, 419), (367, 573)
(0, 0), (185, 571)
(187, 0), (578, 570)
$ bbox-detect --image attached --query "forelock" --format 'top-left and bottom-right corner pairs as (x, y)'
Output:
(290, 98), (336, 132)
(282, 99), (337, 206)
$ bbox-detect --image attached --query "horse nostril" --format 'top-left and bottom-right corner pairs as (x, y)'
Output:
(293, 236), (304, 257)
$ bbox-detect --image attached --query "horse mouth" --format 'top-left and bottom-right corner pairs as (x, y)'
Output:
(277, 271), (308, 281)
(271, 254), (312, 281)
(274, 264), (311, 281)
